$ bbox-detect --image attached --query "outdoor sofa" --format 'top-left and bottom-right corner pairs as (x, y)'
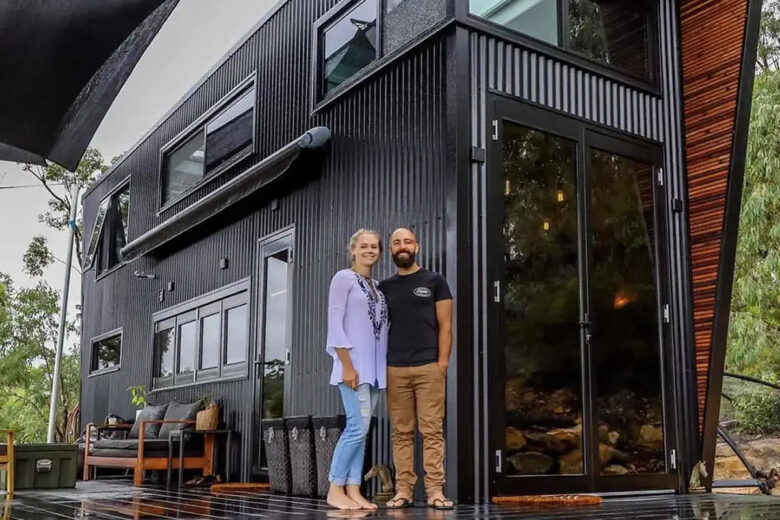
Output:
(83, 401), (214, 486)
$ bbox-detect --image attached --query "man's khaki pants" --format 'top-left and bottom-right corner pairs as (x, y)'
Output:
(387, 362), (446, 498)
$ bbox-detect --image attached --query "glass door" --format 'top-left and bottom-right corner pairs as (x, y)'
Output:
(253, 230), (294, 471)
(487, 100), (677, 495)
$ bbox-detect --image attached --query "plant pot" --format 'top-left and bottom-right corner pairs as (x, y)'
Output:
(196, 403), (219, 431)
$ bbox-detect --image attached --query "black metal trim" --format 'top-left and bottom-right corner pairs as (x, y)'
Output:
(121, 127), (330, 261)
(700, 0), (763, 491)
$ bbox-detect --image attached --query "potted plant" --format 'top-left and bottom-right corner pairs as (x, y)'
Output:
(127, 385), (147, 420)
(196, 394), (219, 431)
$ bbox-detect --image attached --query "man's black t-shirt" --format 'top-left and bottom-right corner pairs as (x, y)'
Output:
(378, 268), (452, 367)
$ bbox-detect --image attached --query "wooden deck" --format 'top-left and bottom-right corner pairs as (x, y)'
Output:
(3, 482), (780, 519)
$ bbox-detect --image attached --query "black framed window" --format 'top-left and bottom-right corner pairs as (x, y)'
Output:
(90, 330), (122, 375)
(469, 0), (658, 82)
(319, 0), (379, 97)
(152, 281), (249, 389)
(84, 182), (130, 275)
(161, 84), (256, 206)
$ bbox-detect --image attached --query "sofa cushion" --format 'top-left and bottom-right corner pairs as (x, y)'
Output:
(159, 401), (203, 440)
(90, 438), (202, 458)
(129, 403), (169, 439)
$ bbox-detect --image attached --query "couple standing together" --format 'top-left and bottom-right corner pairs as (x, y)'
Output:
(325, 227), (454, 511)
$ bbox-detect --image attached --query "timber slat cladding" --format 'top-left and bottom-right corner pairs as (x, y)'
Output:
(680, 0), (748, 426)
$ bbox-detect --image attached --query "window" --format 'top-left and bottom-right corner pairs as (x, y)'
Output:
(152, 282), (249, 389)
(261, 249), (291, 419)
(161, 85), (256, 205)
(320, 0), (379, 96)
(90, 331), (122, 374)
(84, 182), (130, 275)
(469, 0), (658, 82)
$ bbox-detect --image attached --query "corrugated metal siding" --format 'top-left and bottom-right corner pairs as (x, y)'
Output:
(679, 0), (749, 426)
(466, 0), (691, 494)
(469, 33), (664, 142)
(80, 0), (449, 483)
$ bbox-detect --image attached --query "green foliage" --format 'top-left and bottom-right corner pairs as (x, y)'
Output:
(127, 386), (148, 408)
(21, 147), (110, 264)
(22, 235), (55, 277)
(726, 70), (780, 382)
(731, 389), (780, 434)
(0, 276), (79, 442)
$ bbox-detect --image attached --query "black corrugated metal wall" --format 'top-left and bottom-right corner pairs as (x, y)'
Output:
(464, 0), (694, 500)
(81, 0), (450, 483)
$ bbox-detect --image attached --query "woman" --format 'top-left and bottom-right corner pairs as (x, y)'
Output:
(325, 229), (388, 511)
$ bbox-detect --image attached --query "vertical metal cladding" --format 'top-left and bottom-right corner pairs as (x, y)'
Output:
(466, 0), (691, 497)
(80, 0), (449, 483)
(469, 33), (664, 143)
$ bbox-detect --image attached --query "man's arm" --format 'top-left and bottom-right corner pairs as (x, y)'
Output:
(435, 298), (453, 373)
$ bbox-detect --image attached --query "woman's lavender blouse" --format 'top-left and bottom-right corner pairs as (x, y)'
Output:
(326, 269), (388, 388)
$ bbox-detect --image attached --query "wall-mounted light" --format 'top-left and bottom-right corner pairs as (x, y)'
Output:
(133, 271), (156, 280)
(556, 189), (565, 203)
(505, 180), (511, 196)
(542, 220), (551, 232)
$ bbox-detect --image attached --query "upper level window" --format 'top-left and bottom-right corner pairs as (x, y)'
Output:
(320, 0), (379, 96)
(161, 85), (256, 206)
(153, 282), (249, 389)
(469, 0), (658, 83)
(91, 331), (122, 375)
(84, 182), (130, 275)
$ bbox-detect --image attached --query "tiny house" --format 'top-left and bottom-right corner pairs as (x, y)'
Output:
(80, 0), (761, 502)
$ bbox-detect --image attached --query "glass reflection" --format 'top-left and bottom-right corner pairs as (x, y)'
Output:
(263, 251), (290, 419)
(178, 320), (197, 374)
(590, 150), (664, 475)
(200, 313), (221, 369)
(323, 0), (377, 94)
(502, 122), (584, 475)
(154, 327), (175, 381)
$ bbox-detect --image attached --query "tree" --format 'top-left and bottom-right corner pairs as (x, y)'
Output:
(726, 70), (780, 382)
(758, 0), (780, 74)
(20, 147), (112, 274)
(0, 275), (80, 442)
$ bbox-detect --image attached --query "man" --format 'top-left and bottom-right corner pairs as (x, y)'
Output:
(378, 227), (454, 510)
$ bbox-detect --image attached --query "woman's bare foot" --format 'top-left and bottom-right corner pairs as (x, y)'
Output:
(327, 485), (359, 510)
(346, 484), (377, 510)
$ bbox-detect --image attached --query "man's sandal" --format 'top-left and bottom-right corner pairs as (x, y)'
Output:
(386, 496), (414, 509)
(427, 497), (454, 510)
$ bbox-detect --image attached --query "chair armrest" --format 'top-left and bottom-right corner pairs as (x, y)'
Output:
(0, 429), (15, 433)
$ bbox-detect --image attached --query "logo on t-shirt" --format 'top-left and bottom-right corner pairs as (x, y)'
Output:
(413, 287), (432, 297)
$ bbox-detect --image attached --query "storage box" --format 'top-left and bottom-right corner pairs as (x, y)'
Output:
(312, 415), (345, 497)
(261, 418), (290, 493)
(286, 416), (316, 497)
(13, 444), (77, 489)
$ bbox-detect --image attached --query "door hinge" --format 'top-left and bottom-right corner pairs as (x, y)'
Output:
(491, 120), (499, 141)
(670, 449), (677, 470)
(285, 348), (291, 365)
(663, 304), (671, 324)
(495, 449), (502, 473)
(656, 167), (664, 187)
(493, 280), (501, 303)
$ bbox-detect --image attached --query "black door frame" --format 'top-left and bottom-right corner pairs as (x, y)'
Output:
(251, 226), (295, 475)
(486, 96), (678, 495)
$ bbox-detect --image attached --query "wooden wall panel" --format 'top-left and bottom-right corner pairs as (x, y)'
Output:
(680, 0), (748, 426)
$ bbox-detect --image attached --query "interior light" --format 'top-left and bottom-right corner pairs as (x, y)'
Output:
(542, 220), (551, 232)
(557, 189), (565, 203)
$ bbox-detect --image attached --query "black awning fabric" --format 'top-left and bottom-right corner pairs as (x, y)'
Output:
(120, 127), (332, 261)
(0, 0), (179, 170)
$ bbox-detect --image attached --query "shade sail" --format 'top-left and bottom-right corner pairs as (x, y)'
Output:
(0, 0), (179, 170)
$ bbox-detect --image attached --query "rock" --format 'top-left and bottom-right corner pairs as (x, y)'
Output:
(608, 431), (620, 445)
(524, 426), (580, 454)
(558, 449), (583, 474)
(603, 464), (629, 476)
(547, 388), (577, 415)
(598, 424), (620, 446)
(506, 427), (526, 452)
(599, 443), (629, 465)
(507, 451), (553, 475)
(637, 424), (664, 451)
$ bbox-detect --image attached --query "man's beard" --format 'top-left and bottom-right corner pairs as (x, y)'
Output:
(392, 250), (416, 268)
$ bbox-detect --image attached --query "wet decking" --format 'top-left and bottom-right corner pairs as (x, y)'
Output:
(3, 481), (780, 519)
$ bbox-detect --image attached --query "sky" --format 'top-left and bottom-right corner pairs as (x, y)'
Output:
(0, 0), (278, 336)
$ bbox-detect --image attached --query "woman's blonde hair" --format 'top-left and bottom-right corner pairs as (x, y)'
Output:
(348, 228), (383, 262)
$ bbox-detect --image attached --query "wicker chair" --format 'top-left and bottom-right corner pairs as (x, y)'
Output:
(0, 430), (14, 498)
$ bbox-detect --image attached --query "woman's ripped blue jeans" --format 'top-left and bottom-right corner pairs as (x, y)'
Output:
(328, 383), (379, 486)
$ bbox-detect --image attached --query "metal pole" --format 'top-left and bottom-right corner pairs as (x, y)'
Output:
(47, 183), (79, 443)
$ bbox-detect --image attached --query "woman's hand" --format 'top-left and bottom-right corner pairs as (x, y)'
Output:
(342, 364), (360, 389)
